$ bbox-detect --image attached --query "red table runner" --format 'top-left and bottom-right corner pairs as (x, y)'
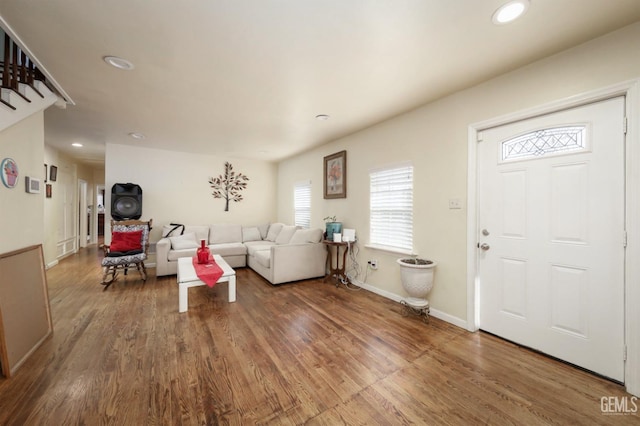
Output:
(192, 255), (224, 287)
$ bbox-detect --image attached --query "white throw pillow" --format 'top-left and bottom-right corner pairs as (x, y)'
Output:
(170, 232), (199, 250)
(162, 224), (185, 238)
(275, 225), (299, 245)
(265, 223), (284, 242)
(242, 226), (262, 242)
(257, 223), (270, 240)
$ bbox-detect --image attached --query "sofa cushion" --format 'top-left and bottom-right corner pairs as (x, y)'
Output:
(253, 249), (271, 268)
(209, 242), (247, 257)
(102, 252), (146, 265)
(258, 223), (270, 240)
(184, 225), (210, 243)
(289, 228), (323, 244)
(106, 249), (143, 258)
(265, 223), (284, 242)
(275, 225), (299, 245)
(210, 224), (242, 244)
(168, 248), (198, 261)
(242, 226), (262, 242)
(245, 240), (275, 255)
(169, 232), (199, 250)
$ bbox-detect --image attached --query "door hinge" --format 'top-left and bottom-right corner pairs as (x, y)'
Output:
(623, 230), (628, 248)
(623, 116), (628, 135)
(477, 132), (484, 143)
(624, 345), (627, 362)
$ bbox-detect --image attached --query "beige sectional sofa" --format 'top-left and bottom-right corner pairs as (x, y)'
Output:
(155, 223), (327, 285)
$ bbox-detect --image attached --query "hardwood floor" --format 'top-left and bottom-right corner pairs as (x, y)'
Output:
(0, 245), (635, 425)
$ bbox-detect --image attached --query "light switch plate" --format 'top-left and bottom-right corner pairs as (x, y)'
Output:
(449, 198), (462, 209)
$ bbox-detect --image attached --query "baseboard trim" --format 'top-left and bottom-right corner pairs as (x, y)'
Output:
(350, 279), (468, 330)
(429, 308), (468, 329)
(46, 260), (58, 270)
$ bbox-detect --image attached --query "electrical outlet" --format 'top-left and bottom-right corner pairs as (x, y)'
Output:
(368, 260), (378, 270)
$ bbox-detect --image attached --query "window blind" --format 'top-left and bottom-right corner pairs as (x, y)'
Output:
(294, 181), (311, 228)
(369, 165), (413, 251)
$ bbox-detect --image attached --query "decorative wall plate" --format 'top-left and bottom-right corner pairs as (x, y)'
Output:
(1, 158), (19, 188)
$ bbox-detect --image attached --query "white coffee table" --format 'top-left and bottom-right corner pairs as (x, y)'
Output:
(177, 255), (236, 312)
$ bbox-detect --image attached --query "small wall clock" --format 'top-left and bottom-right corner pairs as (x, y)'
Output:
(1, 158), (19, 188)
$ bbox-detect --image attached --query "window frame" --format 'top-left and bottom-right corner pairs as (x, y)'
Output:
(368, 163), (414, 254)
(294, 180), (312, 229)
(500, 124), (589, 163)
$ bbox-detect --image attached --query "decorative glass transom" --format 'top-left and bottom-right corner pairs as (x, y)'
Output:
(501, 126), (587, 162)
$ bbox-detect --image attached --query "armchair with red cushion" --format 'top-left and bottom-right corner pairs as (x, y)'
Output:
(101, 219), (152, 288)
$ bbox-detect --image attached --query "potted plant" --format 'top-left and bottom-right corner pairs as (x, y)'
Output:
(323, 216), (342, 241)
(397, 257), (437, 309)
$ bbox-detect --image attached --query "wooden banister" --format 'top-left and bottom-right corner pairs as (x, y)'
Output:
(0, 31), (59, 108)
(11, 39), (18, 91)
(3, 34), (10, 88)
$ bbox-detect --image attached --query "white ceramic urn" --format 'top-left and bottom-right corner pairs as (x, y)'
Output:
(397, 258), (436, 308)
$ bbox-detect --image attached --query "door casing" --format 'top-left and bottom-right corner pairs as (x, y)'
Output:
(466, 79), (640, 395)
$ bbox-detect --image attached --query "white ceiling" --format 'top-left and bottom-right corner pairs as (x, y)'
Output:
(1, 0), (639, 166)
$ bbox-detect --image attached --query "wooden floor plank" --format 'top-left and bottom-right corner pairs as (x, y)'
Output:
(0, 245), (635, 425)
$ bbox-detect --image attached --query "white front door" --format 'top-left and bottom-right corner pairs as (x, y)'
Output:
(478, 97), (625, 382)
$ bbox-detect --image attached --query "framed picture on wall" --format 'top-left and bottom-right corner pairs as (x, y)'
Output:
(49, 165), (57, 182)
(323, 150), (346, 199)
(1, 158), (19, 188)
(44, 164), (47, 183)
(46, 184), (52, 198)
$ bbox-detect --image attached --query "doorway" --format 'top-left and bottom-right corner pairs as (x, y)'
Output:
(97, 185), (105, 245)
(475, 97), (625, 381)
(78, 179), (88, 248)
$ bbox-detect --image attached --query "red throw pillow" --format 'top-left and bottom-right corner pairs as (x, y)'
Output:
(110, 230), (143, 252)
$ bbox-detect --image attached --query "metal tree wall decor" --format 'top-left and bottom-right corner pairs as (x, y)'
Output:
(209, 162), (250, 211)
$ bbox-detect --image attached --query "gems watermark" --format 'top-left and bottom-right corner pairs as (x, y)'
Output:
(601, 396), (638, 415)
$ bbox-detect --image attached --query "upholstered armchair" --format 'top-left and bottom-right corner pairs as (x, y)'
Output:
(101, 219), (152, 288)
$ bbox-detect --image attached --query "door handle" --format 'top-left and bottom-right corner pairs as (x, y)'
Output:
(480, 243), (490, 251)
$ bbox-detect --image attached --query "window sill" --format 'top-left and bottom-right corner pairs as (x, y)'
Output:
(364, 243), (416, 257)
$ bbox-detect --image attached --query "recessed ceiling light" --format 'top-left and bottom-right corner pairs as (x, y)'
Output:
(315, 114), (330, 121)
(492, 0), (529, 25)
(103, 56), (135, 70)
(71, 143), (83, 147)
(129, 132), (145, 140)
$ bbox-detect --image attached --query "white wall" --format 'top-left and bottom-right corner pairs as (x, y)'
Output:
(0, 110), (101, 266)
(0, 112), (45, 255)
(105, 144), (278, 243)
(278, 22), (640, 323)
